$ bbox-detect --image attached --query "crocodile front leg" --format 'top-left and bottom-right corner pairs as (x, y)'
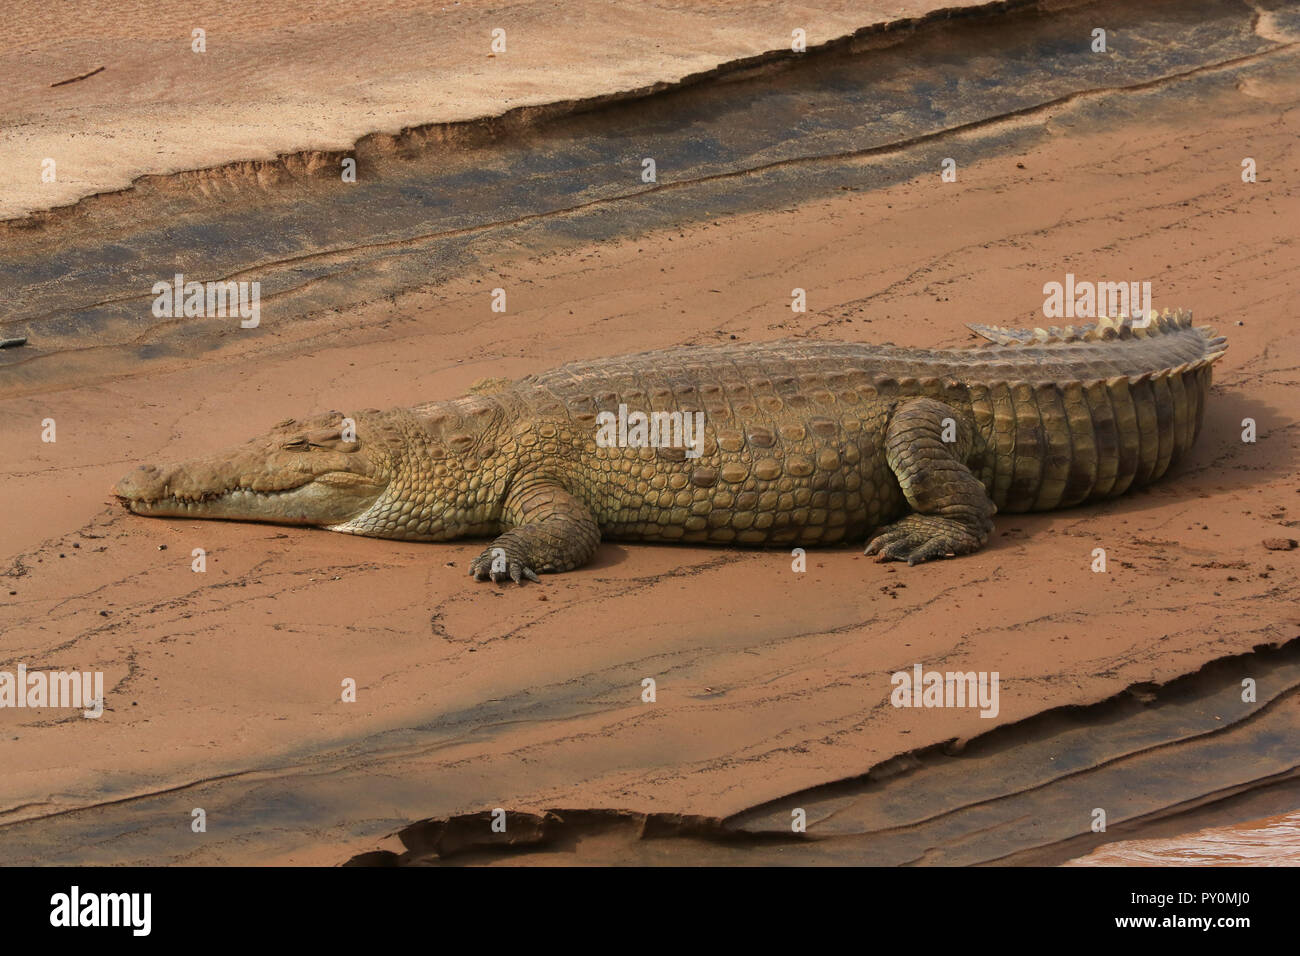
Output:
(469, 477), (601, 584)
(865, 397), (996, 565)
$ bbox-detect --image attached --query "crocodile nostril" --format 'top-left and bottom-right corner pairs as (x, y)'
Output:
(114, 463), (165, 498)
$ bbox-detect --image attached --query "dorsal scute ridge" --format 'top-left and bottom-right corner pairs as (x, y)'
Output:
(968, 308), (1197, 347)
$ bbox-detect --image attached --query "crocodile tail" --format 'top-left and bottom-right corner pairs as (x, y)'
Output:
(962, 309), (1228, 513)
(968, 309), (1221, 350)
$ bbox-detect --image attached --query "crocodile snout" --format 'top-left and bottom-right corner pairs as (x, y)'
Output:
(113, 463), (165, 503)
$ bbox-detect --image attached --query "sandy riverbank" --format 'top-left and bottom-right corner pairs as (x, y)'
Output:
(1, 0), (1298, 865)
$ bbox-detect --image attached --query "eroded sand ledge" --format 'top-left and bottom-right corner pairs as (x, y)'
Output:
(3, 0), (1000, 221)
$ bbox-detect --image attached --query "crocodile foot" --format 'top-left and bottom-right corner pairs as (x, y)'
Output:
(865, 514), (987, 565)
(468, 537), (543, 584)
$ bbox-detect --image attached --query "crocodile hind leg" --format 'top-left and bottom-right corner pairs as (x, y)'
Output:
(469, 477), (601, 583)
(865, 397), (996, 565)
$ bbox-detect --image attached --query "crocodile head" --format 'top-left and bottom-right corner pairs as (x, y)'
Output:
(114, 411), (388, 529)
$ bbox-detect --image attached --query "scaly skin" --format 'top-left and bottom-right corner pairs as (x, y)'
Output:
(114, 311), (1227, 583)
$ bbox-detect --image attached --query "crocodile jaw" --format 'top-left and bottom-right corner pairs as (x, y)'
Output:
(118, 472), (385, 526)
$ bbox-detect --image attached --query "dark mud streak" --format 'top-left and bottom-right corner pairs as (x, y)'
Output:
(740, 643), (1300, 835)
(987, 766), (1300, 865)
(346, 637), (1300, 865)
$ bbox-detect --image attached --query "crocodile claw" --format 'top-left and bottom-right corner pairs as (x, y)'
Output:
(865, 514), (985, 566)
(468, 545), (542, 584)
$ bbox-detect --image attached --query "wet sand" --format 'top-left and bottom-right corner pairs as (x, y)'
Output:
(2, 0), (1299, 865)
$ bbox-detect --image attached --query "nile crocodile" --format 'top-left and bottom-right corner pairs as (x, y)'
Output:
(114, 311), (1226, 583)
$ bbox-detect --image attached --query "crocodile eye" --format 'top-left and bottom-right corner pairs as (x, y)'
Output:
(281, 437), (309, 451)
